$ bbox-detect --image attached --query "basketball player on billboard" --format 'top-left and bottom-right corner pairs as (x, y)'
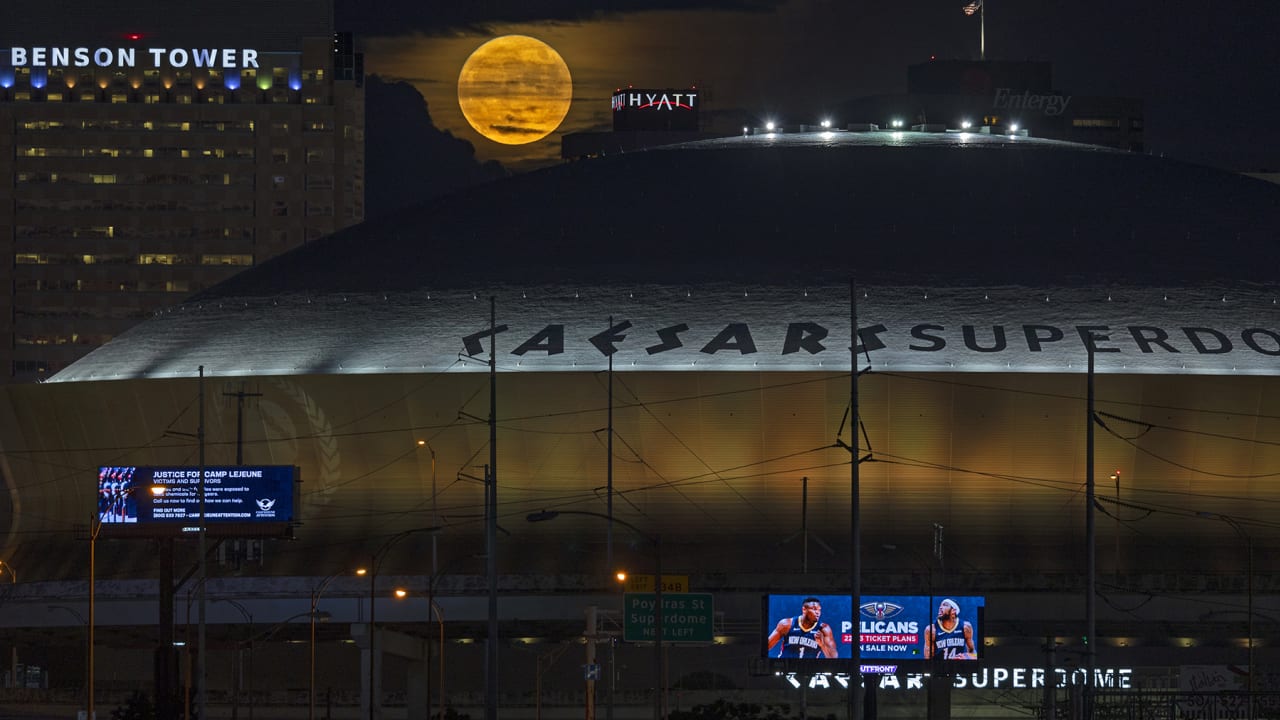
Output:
(924, 598), (976, 659)
(767, 596), (840, 658)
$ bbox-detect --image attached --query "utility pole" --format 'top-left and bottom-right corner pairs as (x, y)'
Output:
(198, 366), (208, 720)
(486, 297), (499, 720)
(1085, 344), (1096, 720)
(849, 279), (864, 720)
(221, 383), (262, 465)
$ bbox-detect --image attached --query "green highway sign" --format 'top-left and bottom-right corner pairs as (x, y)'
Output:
(623, 592), (714, 643)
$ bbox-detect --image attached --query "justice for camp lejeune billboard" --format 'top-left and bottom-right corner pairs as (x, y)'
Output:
(96, 465), (298, 537)
(763, 593), (985, 662)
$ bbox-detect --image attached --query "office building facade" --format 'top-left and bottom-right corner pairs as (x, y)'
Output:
(0, 5), (363, 381)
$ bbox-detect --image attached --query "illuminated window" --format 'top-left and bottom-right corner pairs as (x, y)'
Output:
(165, 280), (190, 292)
(80, 92), (96, 102)
(304, 96), (319, 104)
(15, 92), (31, 101)
(306, 121), (329, 132)
(138, 254), (179, 265)
(306, 148), (328, 163)
(208, 70), (222, 81)
(144, 94), (160, 103)
(200, 254), (252, 266)
(15, 254), (45, 264)
(241, 68), (257, 79)
(46, 93), (63, 102)
(110, 93), (128, 103)
(90, 174), (117, 184)
(14, 360), (51, 375)
(176, 94), (192, 104)
(271, 122), (289, 132)
(1071, 118), (1120, 128)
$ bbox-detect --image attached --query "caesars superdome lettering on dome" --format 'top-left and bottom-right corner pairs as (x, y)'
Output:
(460, 321), (1280, 362)
(7, 46), (260, 69)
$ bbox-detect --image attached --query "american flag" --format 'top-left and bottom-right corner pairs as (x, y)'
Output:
(963, 0), (982, 15)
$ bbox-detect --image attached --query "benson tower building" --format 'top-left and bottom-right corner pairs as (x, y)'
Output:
(0, 1), (364, 381)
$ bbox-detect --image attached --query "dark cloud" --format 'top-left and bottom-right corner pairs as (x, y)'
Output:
(364, 75), (508, 220)
(337, 0), (780, 36)
(490, 125), (545, 135)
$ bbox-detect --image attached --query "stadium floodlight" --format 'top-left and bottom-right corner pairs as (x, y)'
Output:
(820, 119), (831, 128)
(765, 121), (776, 132)
(961, 120), (972, 129)
(1009, 123), (1020, 132)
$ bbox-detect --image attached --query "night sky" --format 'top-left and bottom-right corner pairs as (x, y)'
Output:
(345, 0), (1280, 208)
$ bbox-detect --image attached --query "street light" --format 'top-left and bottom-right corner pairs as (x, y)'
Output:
(392, 585), (447, 719)
(1197, 511), (1253, 717)
(527, 509), (663, 720)
(310, 570), (350, 720)
(89, 483), (162, 720)
(48, 605), (87, 715)
(361, 526), (442, 720)
(215, 598), (255, 720)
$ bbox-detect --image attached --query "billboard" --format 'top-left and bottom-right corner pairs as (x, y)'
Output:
(762, 594), (985, 662)
(96, 465), (298, 538)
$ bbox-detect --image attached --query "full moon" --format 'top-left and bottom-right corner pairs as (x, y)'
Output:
(457, 35), (573, 145)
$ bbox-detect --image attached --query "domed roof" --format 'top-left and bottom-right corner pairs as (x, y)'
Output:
(53, 131), (1280, 382)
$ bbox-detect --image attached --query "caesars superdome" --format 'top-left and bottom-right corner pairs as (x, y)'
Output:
(6, 131), (1280, 589)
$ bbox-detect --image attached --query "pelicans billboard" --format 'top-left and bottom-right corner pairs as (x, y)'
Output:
(762, 593), (985, 662)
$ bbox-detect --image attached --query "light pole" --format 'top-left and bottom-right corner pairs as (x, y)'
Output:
(310, 571), (346, 720)
(1197, 511), (1253, 718)
(215, 598), (255, 720)
(360, 526), (442, 720)
(48, 605), (87, 715)
(527, 510), (663, 720)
